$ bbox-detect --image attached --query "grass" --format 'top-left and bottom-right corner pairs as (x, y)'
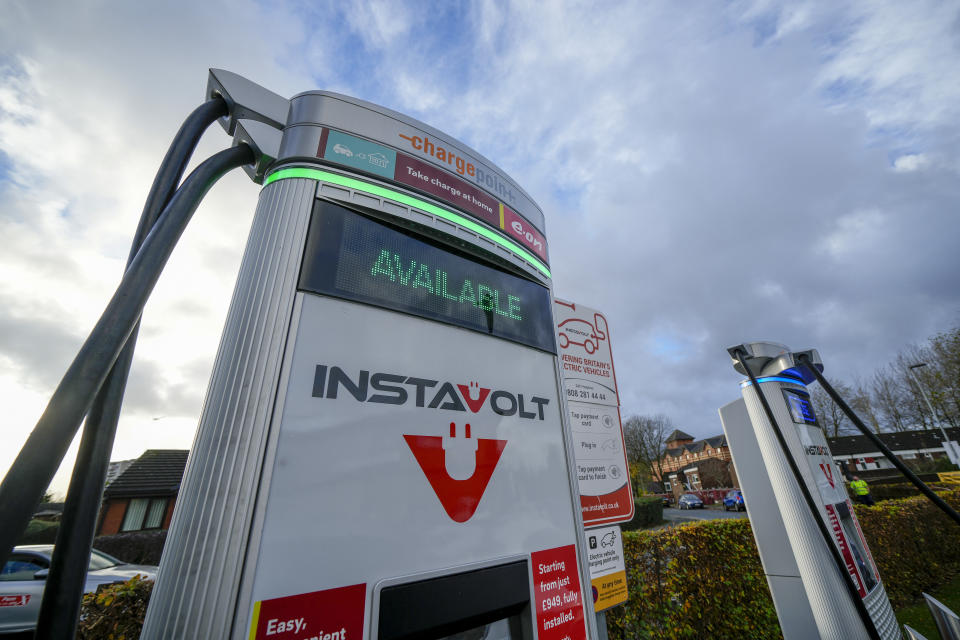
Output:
(895, 573), (960, 638)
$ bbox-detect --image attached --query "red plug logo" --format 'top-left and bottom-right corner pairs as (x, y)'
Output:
(404, 422), (507, 522)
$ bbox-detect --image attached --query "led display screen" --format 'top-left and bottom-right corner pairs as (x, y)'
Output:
(783, 388), (818, 425)
(298, 200), (556, 353)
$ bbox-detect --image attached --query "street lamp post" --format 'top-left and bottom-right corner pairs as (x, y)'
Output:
(908, 363), (958, 465)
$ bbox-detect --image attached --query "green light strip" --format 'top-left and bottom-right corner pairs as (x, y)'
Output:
(263, 167), (551, 278)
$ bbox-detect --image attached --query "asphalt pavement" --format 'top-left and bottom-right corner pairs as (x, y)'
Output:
(662, 506), (747, 524)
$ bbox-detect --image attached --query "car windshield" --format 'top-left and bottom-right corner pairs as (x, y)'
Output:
(88, 550), (120, 570)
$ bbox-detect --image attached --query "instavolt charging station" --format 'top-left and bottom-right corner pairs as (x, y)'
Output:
(720, 342), (900, 640)
(139, 71), (595, 640)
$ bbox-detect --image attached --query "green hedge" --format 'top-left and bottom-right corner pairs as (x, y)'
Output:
(621, 497), (665, 531)
(853, 490), (960, 608)
(606, 520), (780, 639)
(606, 490), (960, 638)
(78, 575), (154, 639)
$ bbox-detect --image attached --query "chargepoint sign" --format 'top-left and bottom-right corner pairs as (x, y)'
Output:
(242, 295), (587, 638)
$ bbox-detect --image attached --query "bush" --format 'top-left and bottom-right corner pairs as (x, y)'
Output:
(18, 519), (60, 544)
(94, 530), (167, 565)
(870, 482), (948, 502)
(605, 489), (960, 638)
(606, 519), (780, 639)
(621, 497), (664, 531)
(78, 574), (154, 639)
(853, 489), (960, 608)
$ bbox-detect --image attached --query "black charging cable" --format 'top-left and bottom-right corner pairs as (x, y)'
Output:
(31, 98), (230, 640)
(797, 354), (960, 528)
(0, 140), (253, 579)
(733, 349), (882, 640)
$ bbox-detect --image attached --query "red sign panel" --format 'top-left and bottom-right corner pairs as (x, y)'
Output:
(531, 545), (587, 640)
(500, 205), (547, 262)
(250, 584), (365, 640)
(825, 504), (866, 597)
(580, 483), (634, 527)
(0, 595), (30, 607)
(394, 153), (501, 228)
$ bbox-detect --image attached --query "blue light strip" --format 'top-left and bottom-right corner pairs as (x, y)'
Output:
(740, 376), (807, 388)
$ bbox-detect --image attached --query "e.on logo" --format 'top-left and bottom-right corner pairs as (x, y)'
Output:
(510, 219), (544, 253)
(404, 422), (506, 523)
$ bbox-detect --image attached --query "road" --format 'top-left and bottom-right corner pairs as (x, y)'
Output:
(662, 506), (747, 524)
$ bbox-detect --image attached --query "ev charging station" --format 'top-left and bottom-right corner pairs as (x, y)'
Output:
(140, 71), (595, 640)
(719, 342), (900, 640)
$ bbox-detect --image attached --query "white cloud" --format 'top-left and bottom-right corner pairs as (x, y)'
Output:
(1, 0), (959, 496)
(821, 208), (888, 259)
(892, 153), (929, 172)
(818, 2), (960, 135)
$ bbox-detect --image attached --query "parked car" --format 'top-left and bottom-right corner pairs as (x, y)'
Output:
(661, 494), (671, 506)
(724, 489), (746, 512)
(678, 493), (704, 510)
(0, 545), (157, 634)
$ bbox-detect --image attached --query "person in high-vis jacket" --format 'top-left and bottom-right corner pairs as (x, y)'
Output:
(850, 475), (874, 506)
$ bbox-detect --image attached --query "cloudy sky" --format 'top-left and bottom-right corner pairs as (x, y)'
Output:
(2, 1), (958, 495)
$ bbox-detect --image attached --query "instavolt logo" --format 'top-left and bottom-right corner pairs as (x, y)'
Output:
(311, 365), (550, 419)
(312, 364), (550, 522)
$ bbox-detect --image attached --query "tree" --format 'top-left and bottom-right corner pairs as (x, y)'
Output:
(622, 414), (672, 491)
(871, 366), (911, 432)
(800, 324), (960, 434)
(809, 381), (856, 437)
(848, 380), (882, 433)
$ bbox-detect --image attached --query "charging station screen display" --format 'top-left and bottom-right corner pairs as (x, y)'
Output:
(299, 200), (556, 353)
(783, 389), (818, 425)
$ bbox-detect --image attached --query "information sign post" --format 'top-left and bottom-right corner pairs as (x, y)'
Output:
(554, 299), (633, 527)
(553, 298), (632, 631)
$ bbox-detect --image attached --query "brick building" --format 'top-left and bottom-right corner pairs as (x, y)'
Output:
(97, 449), (188, 536)
(656, 429), (736, 492)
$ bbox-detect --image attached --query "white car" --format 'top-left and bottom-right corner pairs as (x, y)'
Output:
(0, 545), (157, 634)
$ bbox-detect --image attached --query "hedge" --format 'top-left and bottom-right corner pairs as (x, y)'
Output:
(853, 490), (960, 608)
(621, 497), (665, 531)
(93, 529), (168, 565)
(606, 519), (780, 639)
(605, 490), (960, 639)
(18, 519), (60, 545)
(78, 574), (154, 639)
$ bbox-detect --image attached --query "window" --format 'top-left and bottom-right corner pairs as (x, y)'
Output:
(2, 554), (48, 581)
(121, 498), (168, 531)
(89, 551), (119, 570)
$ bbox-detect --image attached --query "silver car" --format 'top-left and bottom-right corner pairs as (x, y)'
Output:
(0, 545), (157, 634)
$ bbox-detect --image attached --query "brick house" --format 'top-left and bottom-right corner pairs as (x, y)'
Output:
(97, 449), (189, 536)
(656, 429), (737, 492)
(828, 427), (960, 478)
